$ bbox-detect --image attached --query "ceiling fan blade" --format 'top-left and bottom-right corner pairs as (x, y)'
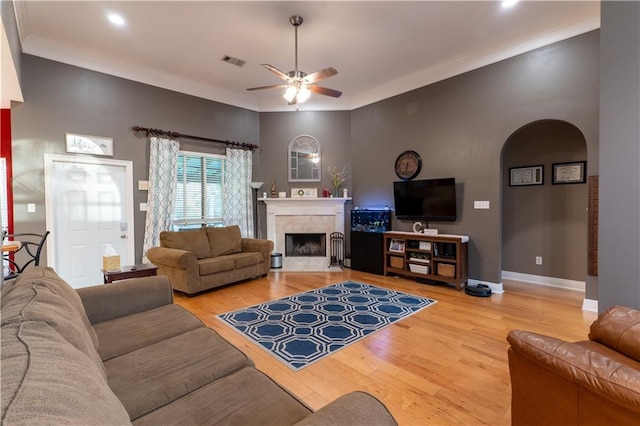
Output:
(246, 84), (288, 91)
(309, 85), (342, 98)
(261, 64), (290, 81)
(304, 67), (338, 84)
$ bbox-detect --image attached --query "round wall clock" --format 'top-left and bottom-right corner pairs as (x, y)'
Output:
(394, 150), (422, 180)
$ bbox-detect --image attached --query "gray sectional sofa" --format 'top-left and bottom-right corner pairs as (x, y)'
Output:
(147, 225), (273, 295)
(1, 267), (397, 425)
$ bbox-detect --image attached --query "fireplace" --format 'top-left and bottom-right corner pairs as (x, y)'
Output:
(285, 233), (326, 257)
(261, 198), (350, 271)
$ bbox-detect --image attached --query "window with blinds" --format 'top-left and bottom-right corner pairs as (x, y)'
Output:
(173, 151), (225, 229)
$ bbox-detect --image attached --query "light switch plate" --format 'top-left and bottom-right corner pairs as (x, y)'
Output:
(138, 180), (149, 191)
(140, 203), (147, 212)
(27, 203), (36, 213)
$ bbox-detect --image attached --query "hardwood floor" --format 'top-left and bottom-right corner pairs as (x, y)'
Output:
(174, 270), (597, 425)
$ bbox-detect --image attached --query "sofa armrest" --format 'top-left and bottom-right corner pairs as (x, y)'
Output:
(146, 246), (198, 270)
(507, 330), (640, 414)
(242, 238), (274, 274)
(242, 238), (274, 254)
(76, 275), (174, 325)
(294, 392), (397, 426)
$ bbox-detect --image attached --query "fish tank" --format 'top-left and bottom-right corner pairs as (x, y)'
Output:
(350, 207), (391, 233)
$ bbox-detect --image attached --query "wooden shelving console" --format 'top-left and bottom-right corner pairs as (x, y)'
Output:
(383, 231), (469, 290)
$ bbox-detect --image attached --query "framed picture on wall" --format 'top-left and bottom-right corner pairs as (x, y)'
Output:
(509, 165), (544, 186)
(65, 133), (113, 157)
(552, 161), (586, 184)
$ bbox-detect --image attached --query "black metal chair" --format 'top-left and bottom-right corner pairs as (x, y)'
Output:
(3, 231), (50, 280)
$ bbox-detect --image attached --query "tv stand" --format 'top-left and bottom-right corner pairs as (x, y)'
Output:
(383, 231), (469, 290)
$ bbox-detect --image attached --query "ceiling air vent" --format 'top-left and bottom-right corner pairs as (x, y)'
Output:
(221, 55), (246, 67)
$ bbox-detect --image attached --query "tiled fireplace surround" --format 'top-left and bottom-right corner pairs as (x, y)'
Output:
(261, 198), (350, 271)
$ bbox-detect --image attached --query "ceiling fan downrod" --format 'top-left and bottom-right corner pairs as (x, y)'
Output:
(290, 15), (303, 73)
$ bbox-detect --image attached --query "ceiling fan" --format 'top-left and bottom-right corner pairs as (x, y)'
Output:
(247, 15), (342, 105)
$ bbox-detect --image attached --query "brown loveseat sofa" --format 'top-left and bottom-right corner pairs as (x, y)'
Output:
(146, 225), (273, 295)
(1, 267), (397, 425)
(507, 305), (640, 425)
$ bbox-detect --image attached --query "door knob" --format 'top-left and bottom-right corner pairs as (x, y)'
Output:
(121, 234), (126, 239)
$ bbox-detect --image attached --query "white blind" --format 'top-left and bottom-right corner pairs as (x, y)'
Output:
(173, 152), (225, 228)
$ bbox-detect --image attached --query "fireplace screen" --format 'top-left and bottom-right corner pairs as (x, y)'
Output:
(285, 233), (326, 257)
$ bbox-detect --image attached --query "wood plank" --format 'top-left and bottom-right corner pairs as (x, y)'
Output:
(174, 270), (597, 424)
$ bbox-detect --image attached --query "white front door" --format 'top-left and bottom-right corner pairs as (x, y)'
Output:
(45, 154), (134, 288)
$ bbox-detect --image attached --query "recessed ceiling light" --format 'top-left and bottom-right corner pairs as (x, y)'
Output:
(107, 13), (125, 27)
(502, 0), (519, 8)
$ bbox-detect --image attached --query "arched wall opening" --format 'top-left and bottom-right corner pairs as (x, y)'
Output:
(501, 119), (588, 291)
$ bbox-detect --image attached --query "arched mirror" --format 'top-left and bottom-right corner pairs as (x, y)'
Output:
(289, 135), (321, 182)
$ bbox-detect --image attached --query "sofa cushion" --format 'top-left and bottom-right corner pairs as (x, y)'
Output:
(206, 225), (242, 257)
(228, 251), (265, 269)
(132, 367), (312, 426)
(93, 304), (204, 361)
(589, 305), (640, 362)
(1, 321), (131, 425)
(160, 229), (212, 259)
(105, 327), (252, 420)
(2, 267), (99, 350)
(199, 256), (236, 276)
(1, 284), (106, 378)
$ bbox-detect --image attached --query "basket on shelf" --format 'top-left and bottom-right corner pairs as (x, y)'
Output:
(437, 263), (455, 278)
(389, 256), (404, 269)
(409, 264), (429, 274)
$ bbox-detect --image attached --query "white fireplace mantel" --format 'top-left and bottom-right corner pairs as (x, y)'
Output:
(260, 197), (351, 271)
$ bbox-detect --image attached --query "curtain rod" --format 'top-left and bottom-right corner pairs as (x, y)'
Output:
(132, 126), (258, 151)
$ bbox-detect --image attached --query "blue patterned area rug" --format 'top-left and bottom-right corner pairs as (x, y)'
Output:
(218, 281), (436, 370)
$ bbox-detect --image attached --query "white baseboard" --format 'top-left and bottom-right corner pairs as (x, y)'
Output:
(468, 279), (504, 294)
(501, 271), (585, 292)
(582, 298), (598, 312)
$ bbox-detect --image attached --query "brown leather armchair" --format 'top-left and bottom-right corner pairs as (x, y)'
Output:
(507, 305), (640, 425)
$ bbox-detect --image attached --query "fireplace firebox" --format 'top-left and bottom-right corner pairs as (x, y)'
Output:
(285, 233), (326, 257)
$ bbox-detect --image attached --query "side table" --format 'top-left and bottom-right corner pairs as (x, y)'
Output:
(103, 263), (159, 284)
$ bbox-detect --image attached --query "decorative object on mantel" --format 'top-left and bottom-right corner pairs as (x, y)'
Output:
(291, 188), (318, 198)
(270, 180), (278, 198)
(322, 188), (331, 198)
(327, 165), (350, 198)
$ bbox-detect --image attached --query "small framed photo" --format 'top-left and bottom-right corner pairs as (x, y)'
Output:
(66, 133), (113, 157)
(552, 161), (586, 184)
(509, 165), (544, 186)
(389, 239), (405, 253)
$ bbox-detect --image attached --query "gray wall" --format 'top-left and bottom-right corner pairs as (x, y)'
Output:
(599, 1), (640, 311)
(351, 31), (600, 285)
(10, 31), (602, 291)
(11, 55), (259, 264)
(502, 120), (587, 283)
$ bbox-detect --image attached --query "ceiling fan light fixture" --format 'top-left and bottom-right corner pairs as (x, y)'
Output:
(283, 86), (298, 102)
(298, 87), (311, 103)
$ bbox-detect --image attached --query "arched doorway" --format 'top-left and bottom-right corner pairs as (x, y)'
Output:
(501, 119), (588, 290)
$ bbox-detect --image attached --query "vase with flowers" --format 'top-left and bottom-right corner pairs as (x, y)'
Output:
(327, 166), (350, 198)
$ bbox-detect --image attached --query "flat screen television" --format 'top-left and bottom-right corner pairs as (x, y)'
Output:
(393, 178), (457, 221)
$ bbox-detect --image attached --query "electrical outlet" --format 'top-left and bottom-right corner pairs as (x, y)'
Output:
(536, 256), (542, 265)
(27, 203), (36, 213)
